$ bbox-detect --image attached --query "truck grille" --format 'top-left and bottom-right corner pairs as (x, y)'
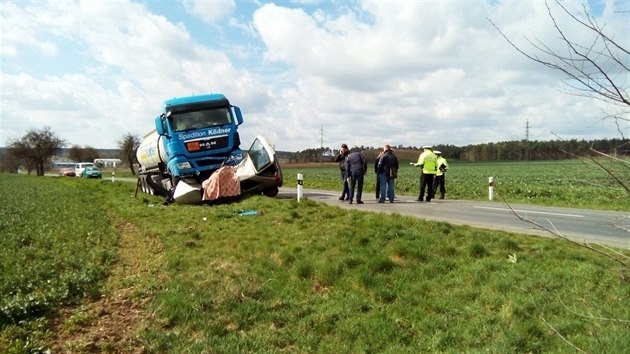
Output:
(185, 135), (229, 153)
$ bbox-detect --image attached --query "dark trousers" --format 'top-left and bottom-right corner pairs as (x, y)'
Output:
(340, 171), (349, 199)
(419, 173), (435, 201)
(375, 174), (380, 199)
(349, 170), (364, 202)
(432, 175), (445, 198)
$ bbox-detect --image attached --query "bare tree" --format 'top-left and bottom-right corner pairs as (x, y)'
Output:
(490, 3), (629, 351)
(0, 149), (22, 173)
(67, 145), (99, 163)
(489, 0), (629, 196)
(489, 0), (629, 138)
(7, 127), (66, 176)
(82, 146), (99, 162)
(67, 145), (83, 163)
(118, 133), (140, 175)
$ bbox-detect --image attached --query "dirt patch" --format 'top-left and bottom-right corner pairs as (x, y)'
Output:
(47, 217), (165, 353)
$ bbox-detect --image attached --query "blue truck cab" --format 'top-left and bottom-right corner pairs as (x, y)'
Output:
(155, 93), (243, 178)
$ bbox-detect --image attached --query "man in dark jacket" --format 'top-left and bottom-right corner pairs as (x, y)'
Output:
(376, 144), (399, 203)
(335, 144), (350, 200)
(344, 150), (367, 204)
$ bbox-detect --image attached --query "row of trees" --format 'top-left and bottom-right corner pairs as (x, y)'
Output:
(288, 138), (629, 164)
(0, 127), (140, 176)
(1, 129), (627, 175)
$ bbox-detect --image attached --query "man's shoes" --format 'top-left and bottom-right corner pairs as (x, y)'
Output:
(338, 196), (344, 200)
(357, 200), (364, 204)
(378, 200), (384, 203)
(426, 198), (431, 202)
(349, 200), (353, 204)
(389, 200), (394, 203)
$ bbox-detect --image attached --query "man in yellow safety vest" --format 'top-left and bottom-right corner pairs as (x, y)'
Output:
(432, 150), (449, 199)
(411, 145), (437, 202)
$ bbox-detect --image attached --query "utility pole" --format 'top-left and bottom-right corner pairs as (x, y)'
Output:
(320, 126), (324, 164)
(320, 126), (324, 151)
(525, 119), (530, 162)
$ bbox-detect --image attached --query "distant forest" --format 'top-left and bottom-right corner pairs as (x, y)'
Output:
(284, 138), (630, 164)
(1, 138), (627, 171)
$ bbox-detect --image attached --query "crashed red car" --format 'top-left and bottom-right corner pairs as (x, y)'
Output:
(58, 167), (76, 177)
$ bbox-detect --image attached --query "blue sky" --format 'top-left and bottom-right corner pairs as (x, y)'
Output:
(1, 0), (628, 151)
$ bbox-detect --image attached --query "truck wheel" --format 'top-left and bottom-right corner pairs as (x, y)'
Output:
(263, 187), (279, 197)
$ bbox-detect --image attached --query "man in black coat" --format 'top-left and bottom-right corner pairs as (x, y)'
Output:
(376, 145), (399, 203)
(335, 144), (350, 200)
(344, 150), (367, 204)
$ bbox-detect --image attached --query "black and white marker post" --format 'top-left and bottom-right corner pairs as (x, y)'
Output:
(297, 173), (303, 202)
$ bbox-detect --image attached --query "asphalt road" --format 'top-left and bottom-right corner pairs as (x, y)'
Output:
(108, 176), (629, 249)
(279, 187), (630, 250)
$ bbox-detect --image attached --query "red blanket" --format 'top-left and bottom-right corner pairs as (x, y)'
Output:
(202, 166), (241, 201)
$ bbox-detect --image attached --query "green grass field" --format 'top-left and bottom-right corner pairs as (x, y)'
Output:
(282, 159), (630, 211)
(1, 162), (629, 353)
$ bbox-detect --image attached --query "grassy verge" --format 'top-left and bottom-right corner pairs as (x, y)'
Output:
(1, 173), (628, 353)
(118, 195), (629, 353)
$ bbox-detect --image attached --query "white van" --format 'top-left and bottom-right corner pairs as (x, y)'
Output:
(75, 162), (95, 177)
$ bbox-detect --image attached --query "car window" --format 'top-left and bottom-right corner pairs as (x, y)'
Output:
(248, 138), (272, 172)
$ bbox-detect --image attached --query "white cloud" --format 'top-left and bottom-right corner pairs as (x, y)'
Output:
(182, 0), (236, 24)
(0, 0), (627, 152)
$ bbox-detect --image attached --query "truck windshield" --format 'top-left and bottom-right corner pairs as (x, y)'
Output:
(170, 108), (232, 131)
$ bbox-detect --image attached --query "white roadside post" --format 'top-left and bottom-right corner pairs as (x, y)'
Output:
(488, 176), (494, 201)
(297, 173), (304, 202)
(111, 171), (116, 183)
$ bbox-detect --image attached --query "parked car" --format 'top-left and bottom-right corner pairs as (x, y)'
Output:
(58, 167), (76, 177)
(75, 162), (96, 177)
(81, 166), (102, 179)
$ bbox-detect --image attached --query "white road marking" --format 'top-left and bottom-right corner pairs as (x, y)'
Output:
(473, 206), (585, 218)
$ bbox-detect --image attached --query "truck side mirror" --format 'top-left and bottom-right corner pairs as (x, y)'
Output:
(155, 116), (165, 135)
(156, 111), (171, 136)
(233, 106), (244, 126)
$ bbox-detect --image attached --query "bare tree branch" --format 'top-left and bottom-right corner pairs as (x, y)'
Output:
(541, 316), (590, 354)
(559, 298), (630, 324)
(488, 0), (630, 129)
(502, 199), (629, 268)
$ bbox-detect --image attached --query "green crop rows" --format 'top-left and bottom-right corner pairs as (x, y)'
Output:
(0, 174), (118, 352)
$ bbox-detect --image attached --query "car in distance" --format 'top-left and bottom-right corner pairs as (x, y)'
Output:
(81, 166), (102, 179)
(58, 167), (76, 177)
(75, 162), (96, 177)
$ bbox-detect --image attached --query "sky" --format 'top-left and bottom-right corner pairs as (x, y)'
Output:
(1, 0), (628, 152)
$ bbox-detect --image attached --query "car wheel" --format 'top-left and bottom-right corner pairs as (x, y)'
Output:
(263, 187), (279, 197)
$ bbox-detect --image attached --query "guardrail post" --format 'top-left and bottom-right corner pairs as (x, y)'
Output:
(489, 176), (494, 201)
(111, 172), (116, 183)
(297, 173), (303, 202)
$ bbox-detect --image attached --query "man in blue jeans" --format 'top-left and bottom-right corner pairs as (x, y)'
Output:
(377, 144), (399, 203)
(344, 150), (367, 204)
